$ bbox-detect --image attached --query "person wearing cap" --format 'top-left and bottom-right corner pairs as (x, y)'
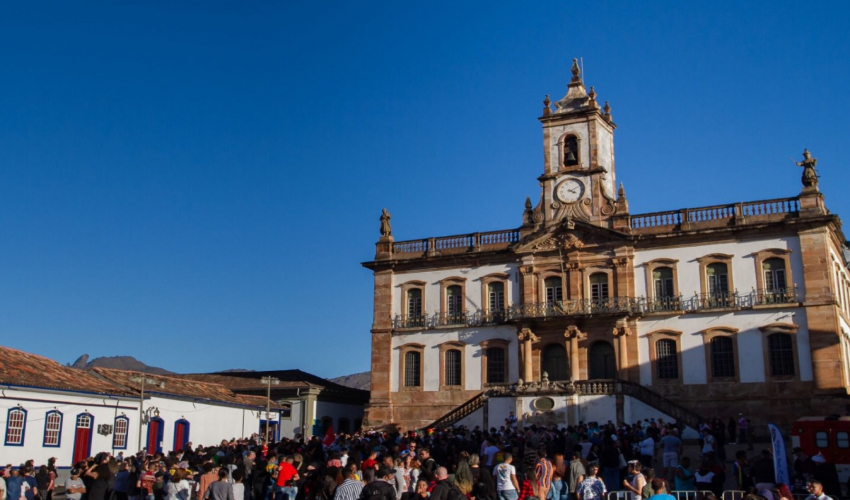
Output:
(65, 469), (86, 500)
(359, 466), (396, 500)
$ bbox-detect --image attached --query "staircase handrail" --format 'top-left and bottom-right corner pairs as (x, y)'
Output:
(615, 379), (703, 429)
(424, 391), (488, 430)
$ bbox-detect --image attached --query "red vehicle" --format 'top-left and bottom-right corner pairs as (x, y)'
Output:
(791, 416), (850, 483)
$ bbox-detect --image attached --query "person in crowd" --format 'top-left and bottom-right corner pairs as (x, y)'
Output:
(534, 448), (553, 500)
(621, 461), (645, 500)
(804, 480), (831, 500)
(401, 480), (429, 500)
(493, 453), (520, 500)
(646, 478), (674, 500)
(333, 468), (363, 500)
(639, 469), (654, 500)
(206, 469), (236, 500)
(65, 469), (86, 500)
(674, 457), (695, 492)
(360, 466), (399, 500)
(86, 462), (113, 500)
(576, 465), (605, 500)
(566, 450), (585, 500)
(165, 470), (191, 500)
(232, 470), (246, 500)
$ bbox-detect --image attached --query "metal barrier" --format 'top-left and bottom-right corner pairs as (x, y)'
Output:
(607, 491), (712, 500)
(721, 491), (746, 500)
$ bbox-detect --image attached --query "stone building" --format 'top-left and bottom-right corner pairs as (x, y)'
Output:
(361, 60), (850, 434)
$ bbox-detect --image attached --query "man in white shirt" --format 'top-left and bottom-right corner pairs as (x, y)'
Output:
(805, 480), (832, 500)
(493, 453), (520, 500)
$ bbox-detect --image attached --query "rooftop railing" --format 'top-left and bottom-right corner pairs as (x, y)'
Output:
(630, 197), (800, 232)
(385, 197), (801, 260)
(392, 288), (800, 329)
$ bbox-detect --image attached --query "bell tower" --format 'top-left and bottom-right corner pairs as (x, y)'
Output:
(536, 59), (620, 228)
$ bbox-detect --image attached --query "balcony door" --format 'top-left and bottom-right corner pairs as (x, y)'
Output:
(589, 341), (616, 379)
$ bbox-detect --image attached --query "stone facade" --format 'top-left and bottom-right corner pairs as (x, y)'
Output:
(361, 61), (850, 434)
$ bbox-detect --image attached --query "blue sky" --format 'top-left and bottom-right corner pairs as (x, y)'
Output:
(1, 2), (848, 378)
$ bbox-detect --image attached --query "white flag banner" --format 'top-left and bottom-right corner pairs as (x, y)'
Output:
(769, 422), (790, 485)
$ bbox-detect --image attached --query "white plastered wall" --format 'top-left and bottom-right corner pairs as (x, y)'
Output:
(634, 236), (811, 386)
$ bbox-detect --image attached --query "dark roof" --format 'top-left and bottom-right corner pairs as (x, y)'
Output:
(0, 346), (134, 396)
(211, 369), (370, 397)
(91, 368), (286, 410)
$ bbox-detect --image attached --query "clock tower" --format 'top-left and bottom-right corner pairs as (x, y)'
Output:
(533, 59), (621, 228)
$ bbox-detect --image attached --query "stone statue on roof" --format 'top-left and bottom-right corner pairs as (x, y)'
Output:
(796, 149), (818, 189)
(380, 208), (392, 237)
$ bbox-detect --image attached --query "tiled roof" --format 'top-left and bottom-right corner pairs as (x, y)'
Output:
(91, 368), (286, 410)
(0, 346), (134, 396)
(174, 373), (322, 390)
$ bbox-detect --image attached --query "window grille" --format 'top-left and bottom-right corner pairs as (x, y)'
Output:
(113, 417), (129, 449)
(404, 351), (421, 387)
(710, 336), (735, 378)
(445, 349), (462, 386)
(486, 347), (506, 384)
(656, 339), (679, 380)
(768, 333), (795, 376)
(6, 408), (26, 445)
(44, 412), (62, 447)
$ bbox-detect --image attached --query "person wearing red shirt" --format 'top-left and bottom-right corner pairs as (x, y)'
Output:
(362, 450), (380, 473)
(274, 457), (300, 500)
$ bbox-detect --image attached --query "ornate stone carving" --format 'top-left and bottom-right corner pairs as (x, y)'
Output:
(612, 325), (633, 337)
(613, 257), (630, 268)
(517, 328), (539, 342)
(563, 234), (585, 250)
(565, 325), (586, 339)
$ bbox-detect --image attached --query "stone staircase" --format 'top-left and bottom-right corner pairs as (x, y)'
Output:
(423, 378), (704, 430)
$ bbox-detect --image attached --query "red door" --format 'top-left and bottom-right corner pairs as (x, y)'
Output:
(173, 420), (189, 452)
(147, 418), (163, 454)
(72, 413), (93, 464)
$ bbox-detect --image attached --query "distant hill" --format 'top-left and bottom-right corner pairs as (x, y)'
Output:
(69, 354), (174, 375)
(330, 371), (370, 391)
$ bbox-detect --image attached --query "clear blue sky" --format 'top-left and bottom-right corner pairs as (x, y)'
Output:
(1, 2), (848, 378)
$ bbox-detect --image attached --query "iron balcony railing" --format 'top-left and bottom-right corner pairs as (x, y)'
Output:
(392, 288), (800, 329)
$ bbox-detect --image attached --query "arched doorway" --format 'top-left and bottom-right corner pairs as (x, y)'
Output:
(147, 417), (164, 454)
(72, 413), (94, 464)
(541, 344), (568, 381)
(173, 419), (190, 452)
(589, 341), (616, 379)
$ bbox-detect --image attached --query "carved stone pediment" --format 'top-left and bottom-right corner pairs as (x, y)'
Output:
(512, 218), (629, 254)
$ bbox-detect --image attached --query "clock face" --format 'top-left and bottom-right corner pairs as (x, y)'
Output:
(555, 178), (585, 203)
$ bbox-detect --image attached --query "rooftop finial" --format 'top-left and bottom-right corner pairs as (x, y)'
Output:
(618, 183), (626, 199)
(603, 101), (612, 122)
(570, 58), (581, 83)
(542, 94), (551, 117)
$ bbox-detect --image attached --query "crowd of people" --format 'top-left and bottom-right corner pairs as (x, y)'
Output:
(0, 415), (843, 500)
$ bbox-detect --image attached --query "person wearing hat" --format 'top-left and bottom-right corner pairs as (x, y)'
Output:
(65, 469), (86, 500)
(359, 466), (396, 500)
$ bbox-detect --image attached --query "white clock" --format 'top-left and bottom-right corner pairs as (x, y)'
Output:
(555, 178), (585, 203)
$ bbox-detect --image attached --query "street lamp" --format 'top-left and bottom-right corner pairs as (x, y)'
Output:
(130, 376), (164, 454)
(261, 376), (280, 443)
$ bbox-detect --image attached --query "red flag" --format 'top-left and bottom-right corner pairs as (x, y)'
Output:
(322, 425), (334, 447)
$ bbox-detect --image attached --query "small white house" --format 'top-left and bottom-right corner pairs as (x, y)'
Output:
(0, 346), (282, 467)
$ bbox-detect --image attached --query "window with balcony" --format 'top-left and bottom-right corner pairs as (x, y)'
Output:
(488, 282), (505, 314)
(654, 267), (675, 299)
(544, 277), (563, 306)
(590, 273), (609, 302)
(707, 263), (729, 298)
(446, 285), (463, 323)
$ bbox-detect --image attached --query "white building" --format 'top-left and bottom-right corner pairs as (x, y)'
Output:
(362, 60), (850, 435)
(0, 346), (282, 467)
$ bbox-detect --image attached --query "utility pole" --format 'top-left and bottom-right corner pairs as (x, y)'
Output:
(130, 375), (162, 454)
(261, 376), (280, 443)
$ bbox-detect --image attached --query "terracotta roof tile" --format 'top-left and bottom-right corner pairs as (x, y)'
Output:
(0, 346), (134, 396)
(91, 368), (286, 409)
